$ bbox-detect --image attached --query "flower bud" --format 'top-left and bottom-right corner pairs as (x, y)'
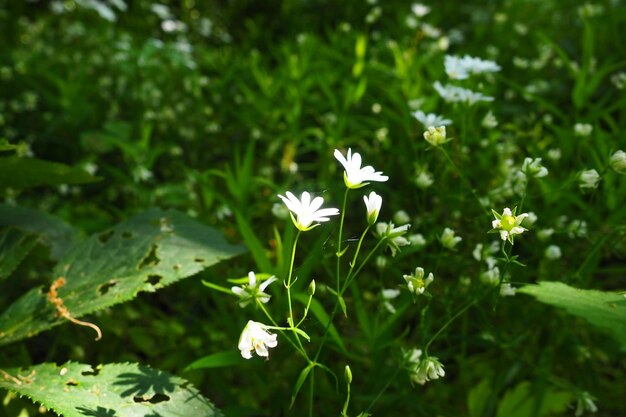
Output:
(307, 279), (316, 296)
(363, 191), (383, 225)
(610, 150), (626, 173)
(344, 365), (353, 384)
(423, 126), (447, 147)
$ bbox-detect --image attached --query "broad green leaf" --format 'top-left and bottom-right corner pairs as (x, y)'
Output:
(0, 209), (246, 346)
(519, 281), (626, 351)
(496, 381), (572, 417)
(0, 204), (79, 261)
(185, 351), (247, 371)
(467, 379), (491, 417)
(0, 156), (100, 189)
(0, 362), (222, 417)
(0, 228), (38, 281)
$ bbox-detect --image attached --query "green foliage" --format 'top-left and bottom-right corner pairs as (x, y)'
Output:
(0, 208), (245, 346)
(0, 228), (38, 282)
(0, 156), (100, 190)
(0, 362), (221, 417)
(496, 381), (572, 417)
(519, 281), (626, 351)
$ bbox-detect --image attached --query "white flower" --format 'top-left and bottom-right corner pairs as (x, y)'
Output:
(440, 227), (462, 250)
(334, 148), (389, 188)
(231, 271), (277, 308)
(544, 245), (562, 260)
(445, 55), (501, 79)
(376, 222), (411, 256)
(610, 150), (626, 173)
(574, 123), (593, 137)
(521, 157), (548, 178)
(411, 110), (452, 128)
(393, 210), (411, 225)
(382, 288), (401, 314)
(500, 282), (517, 297)
(403, 267), (434, 295)
(408, 233), (426, 247)
(363, 191), (383, 225)
(238, 320), (278, 359)
(404, 349), (445, 385)
(491, 207), (528, 244)
(415, 170), (434, 189)
(411, 3), (430, 17)
(480, 267), (500, 285)
(423, 126), (449, 147)
(575, 391), (598, 416)
(482, 111), (498, 129)
(578, 169), (601, 189)
(434, 81), (494, 105)
(277, 191), (339, 231)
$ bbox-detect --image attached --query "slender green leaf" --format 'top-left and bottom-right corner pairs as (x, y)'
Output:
(290, 363), (315, 407)
(0, 362), (222, 417)
(294, 294), (347, 354)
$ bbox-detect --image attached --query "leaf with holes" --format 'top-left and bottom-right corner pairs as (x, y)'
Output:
(519, 281), (626, 351)
(0, 362), (222, 417)
(0, 208), (246, 346)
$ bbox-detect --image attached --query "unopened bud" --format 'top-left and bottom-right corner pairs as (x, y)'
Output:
(308, 279), (316, 296)
(344, 365), (352, 384)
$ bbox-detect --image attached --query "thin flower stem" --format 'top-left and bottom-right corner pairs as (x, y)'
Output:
(343, 237), (385, 291)
(424, 299), (477, 356)
(258, 302), (309, 361)
(439, 147), (490, 215)
(286, 231), (301, 328)
(344, 225), (370, 282)
(364, 363), (402, 413)
(336, 188), (350, 292)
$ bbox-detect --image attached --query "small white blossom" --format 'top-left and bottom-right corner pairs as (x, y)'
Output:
(231, 272), (277, 308)
(334, 148), (389, 189)
(408, 233), (426, 247)
(381, 288), (401, 314)
(440, 227), (462, 250)
(405, 349), (445, 385)
(423, 126), (449, 147)
(376, 222), (411, 256)
(500, 282), (517, 297)
(482, 111), (498, 129)
(574, 123), (593, 137)
(238, 321), (278, 359)
(403, 267), (434, 295)
(278, 191), (339, 231)
(434, 81), (494, 105)
(415, 170), (434, 189)
(544, 245), (562, 260)
(480, 267), (500, 285)
(411, 110), (452, 128)
(363, 191), (383, 225)
(521, 157), (548, 178)
(578, 169), (601, 190)
(411, 3), (430, 17)
(523, 212), (538, 227)
(393, 210), (411, 225)
(575, 391), (598, 416)
(610, 150), (626, 173)
(444, 55), (501, 80)
(537, 228), (554, 241)
(491, 207), (528, 244)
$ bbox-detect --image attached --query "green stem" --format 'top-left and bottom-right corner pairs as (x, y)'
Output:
(286, 231), (301, 329)
(424, 299), (477, 356)
(257, 302), (309, 361)
(336, 188), (350, 292)
(364, 364), (402, 413)
(439, 147), (489, 215)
